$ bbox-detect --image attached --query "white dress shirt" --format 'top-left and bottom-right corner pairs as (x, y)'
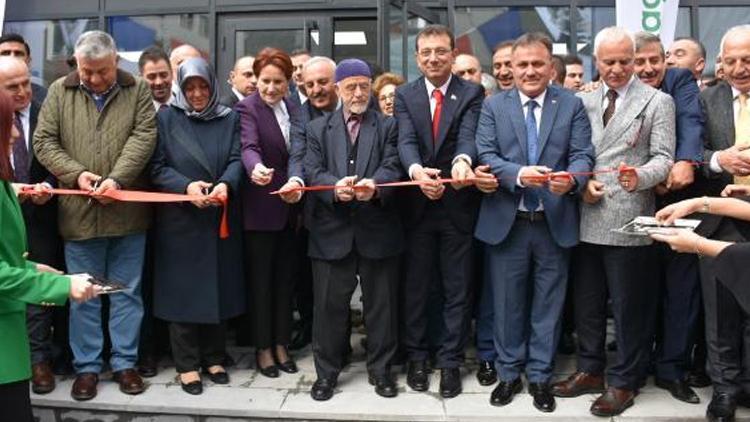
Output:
(516, 90), (547, 211)
(710, 85), (747, 173)
(408, 75), (471, 178)
(272, 100), (291, 151)
(231, 87), (246, 102)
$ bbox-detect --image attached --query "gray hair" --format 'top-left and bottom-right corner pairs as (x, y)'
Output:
(634, 31), (664, 57)
(720, 25), (750, 57)
(481, 73), (498, 95)
(303, 56), (336, 74)
(74, 30), (117, 60)
(594, 26), (635, 57)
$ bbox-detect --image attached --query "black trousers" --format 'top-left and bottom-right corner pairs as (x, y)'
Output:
(574, 242), (658, 390)
(244, 229), (295, 349)
(293, 227), (314, 328)
(700, 219), (750, 396)
(653, 243), (701, 381)
(402, 204), (474, 369)
(169, 322), (226, 373)
(139, 230), (168, 360)
(312, 253), (399, 380)
(0, 380), (33, 422)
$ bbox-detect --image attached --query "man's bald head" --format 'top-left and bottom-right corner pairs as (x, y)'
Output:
(169, 44), (202, 79)
(453, 53), (482, 84)
(0, 56), (32, 111)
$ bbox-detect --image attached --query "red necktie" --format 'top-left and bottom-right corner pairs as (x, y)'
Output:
(432, 89), (443, 144)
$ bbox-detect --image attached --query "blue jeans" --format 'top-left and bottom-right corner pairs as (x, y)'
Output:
(65, 233), (146, 374)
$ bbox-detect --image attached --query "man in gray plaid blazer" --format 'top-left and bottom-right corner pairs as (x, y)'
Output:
(551, 26), (675, 417)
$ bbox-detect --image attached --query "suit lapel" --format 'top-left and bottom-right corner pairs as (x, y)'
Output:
(329, 112), (348, 177)
(537, 88), (559, 158)
(508, 89), (528, 161)
(718, 83), (736, 148)
(602, 79), (655, 149)
(412, 80), (433, 153)
(435, 77), (460, 151)
(355, 110), (377, 178)
(169, 115), (215, 179)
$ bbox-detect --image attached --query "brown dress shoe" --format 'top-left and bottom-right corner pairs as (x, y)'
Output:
(551, 371), (605, 397)
(31, 362), (56, 394)
(113, 368), (146, 395)
(71, 372), (98, 401)
(590, 386), (636, 417)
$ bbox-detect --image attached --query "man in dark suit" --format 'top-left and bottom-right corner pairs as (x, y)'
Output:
(0, 33), (47, 104)
(475, 32), (594, 412)
(692, 25), (750, 422)
(302, 59), (404, 401)
(633, 32), (705, 405)
(0, 56), (66, 394)
(289, 49), (311, 107)
(551, 26), (676, 417)
(220, 55), (256, 108)
(278, 55), (339, 351)
(395, 24), (484, 398)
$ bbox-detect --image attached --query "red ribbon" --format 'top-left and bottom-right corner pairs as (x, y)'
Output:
(20, 186), (230, 239)
(269, 161), (710, 195)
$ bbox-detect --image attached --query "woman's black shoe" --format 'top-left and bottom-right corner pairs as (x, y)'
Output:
(256, 355), (280, 378)
(202, 368), (230, 384)
(178, 376), (203, 395)
(277, 359), (298, 374)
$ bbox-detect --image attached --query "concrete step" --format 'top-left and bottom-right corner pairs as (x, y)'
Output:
(30, 344), (750, 421)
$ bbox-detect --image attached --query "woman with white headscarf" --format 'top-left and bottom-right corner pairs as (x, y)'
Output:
(149, 57), (245, 395)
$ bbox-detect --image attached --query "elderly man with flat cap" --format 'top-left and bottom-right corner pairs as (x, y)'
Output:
(303, 58), (404, 401)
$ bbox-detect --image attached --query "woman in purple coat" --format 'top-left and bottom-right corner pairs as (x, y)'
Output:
(235, 47), (304, 377)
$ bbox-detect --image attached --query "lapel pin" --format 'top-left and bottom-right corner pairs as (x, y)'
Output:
(450, 94), (457, 101)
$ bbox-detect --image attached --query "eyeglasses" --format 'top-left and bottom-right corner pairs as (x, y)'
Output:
(417, 48), (452, 59)
(378, 92), (396, 102)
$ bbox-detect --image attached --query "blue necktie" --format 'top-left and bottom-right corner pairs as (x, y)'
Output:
(524, 100), (539, 211)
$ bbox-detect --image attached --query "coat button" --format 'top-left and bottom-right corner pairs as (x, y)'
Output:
(22, 252), (29, 258)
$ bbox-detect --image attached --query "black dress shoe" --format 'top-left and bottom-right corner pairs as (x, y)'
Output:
(528, 383), (556, 412)
(277, 359), (298, 374)
(178, 376), (203, 395)
(256, 353), (280, 378)
(369, 374), (398, 398)
(137, 355), (158, 378)
(490, 378), (523, 406)
(440, 368), (462, 398)
(407, 360), (429, 392)
(655, 378), (699, 404)
(476, 360), (497, 386)
(707, 392), (736, 422)
(687, 369), (712, 388)
(311, 378), (337, 401)
(202, 369), (229, 385)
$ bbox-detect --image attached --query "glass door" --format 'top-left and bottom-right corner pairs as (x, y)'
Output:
(217, 15), (332, 98)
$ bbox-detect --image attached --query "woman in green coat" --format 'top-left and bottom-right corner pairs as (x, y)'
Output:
(0, 91), (98, 421)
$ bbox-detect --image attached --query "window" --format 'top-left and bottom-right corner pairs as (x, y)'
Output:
(454, 7), (571, 74)
(333, 19), (377, 68)
(108, 14), (210, 73)
(4, 18), (99, 87)
(698, 7), (750, 76)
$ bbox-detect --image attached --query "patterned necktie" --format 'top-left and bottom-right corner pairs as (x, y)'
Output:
(523, 100), (540, 211)
(603, 89), (618, 127)
(347, 114), (362, 145)
(432, 89), (444, 144)
(12, 112), (29, 183)
(735, 92), (750, 185)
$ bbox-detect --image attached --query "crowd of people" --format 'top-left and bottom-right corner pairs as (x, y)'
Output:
(0, 20), (750, 422)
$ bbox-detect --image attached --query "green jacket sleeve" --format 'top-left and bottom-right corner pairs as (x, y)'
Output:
(0, 259), (70, 306)
(108, 79), (157, 187)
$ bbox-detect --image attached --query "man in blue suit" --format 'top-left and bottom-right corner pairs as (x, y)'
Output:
(633, 32), (704, 405)
(395, 24), (485, 398)
(474, 32), (594, 412)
